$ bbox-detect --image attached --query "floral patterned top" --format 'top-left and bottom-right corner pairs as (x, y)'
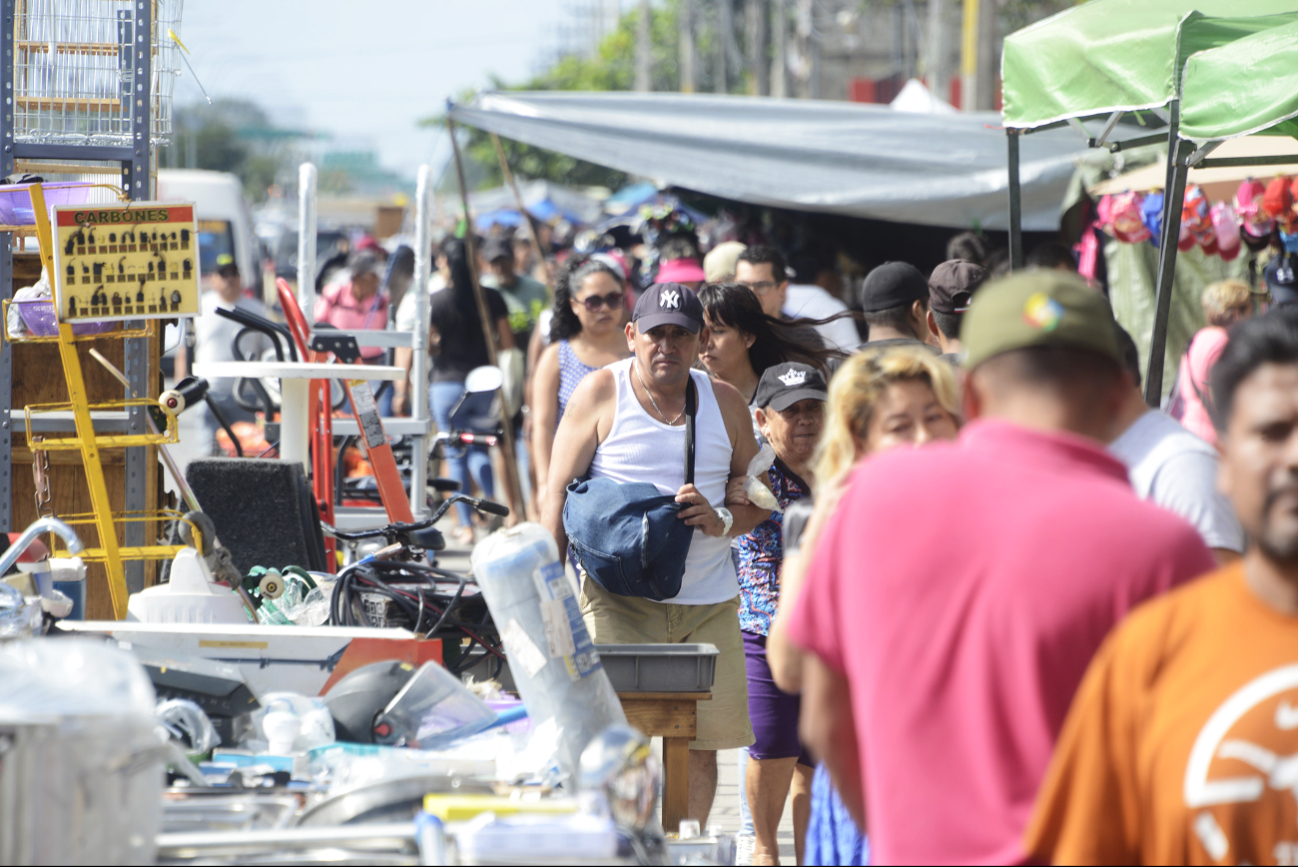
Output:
(736, 457), (811, 636)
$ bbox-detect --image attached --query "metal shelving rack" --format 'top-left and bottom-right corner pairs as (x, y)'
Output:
(0, 0), (180, 595)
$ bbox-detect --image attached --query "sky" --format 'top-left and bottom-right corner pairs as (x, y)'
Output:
(173, 0), (582, 181)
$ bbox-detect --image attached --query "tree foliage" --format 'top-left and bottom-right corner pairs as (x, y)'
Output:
(424, 1), (710, 191)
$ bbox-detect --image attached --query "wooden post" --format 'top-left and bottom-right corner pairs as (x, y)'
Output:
(445, 115), (525, 518)
(489, 132), (548, 284)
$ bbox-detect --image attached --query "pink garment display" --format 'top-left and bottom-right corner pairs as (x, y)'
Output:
(1179, 326), (1229, 446)
(313, 280), (389, 360)
(787, 419), (1214, 865)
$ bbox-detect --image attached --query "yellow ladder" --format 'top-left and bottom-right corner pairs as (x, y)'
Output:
(13, 184), (190, 618)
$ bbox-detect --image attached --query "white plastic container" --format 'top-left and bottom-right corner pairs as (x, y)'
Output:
(0, 639), (163, 865)
(470, 524), (626, 782)
(127, 548), (250, 624)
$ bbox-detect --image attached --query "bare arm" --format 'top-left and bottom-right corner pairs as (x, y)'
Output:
(496, 317), (516, 351)
(530, 343), (562, 508)
(674, 377), (770, 537)
(768, 484), (845, 693)
(541, 369), (616, 554)
(392, 346), (413, 416)
(799, 654), (865, 829)
(174, 340), (189, 381)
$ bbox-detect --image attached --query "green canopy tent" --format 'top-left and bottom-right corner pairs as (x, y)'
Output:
(1001, 0), (1298, 405)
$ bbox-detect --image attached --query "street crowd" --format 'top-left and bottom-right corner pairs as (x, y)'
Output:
(186, 218), (1298, 865)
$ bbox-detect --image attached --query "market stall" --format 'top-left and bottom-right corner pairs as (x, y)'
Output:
(1001, 0), (1298, 403)
(448, 90), (1088, 232)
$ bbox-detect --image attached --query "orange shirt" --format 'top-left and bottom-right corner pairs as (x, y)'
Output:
(1026, 563), (1298, 866)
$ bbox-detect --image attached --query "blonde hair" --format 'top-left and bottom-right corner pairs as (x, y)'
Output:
(1201, 279), (1252, 326)
(812, 346), (961, 489)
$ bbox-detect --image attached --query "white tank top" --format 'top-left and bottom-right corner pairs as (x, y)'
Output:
(588, 358), (739, 605)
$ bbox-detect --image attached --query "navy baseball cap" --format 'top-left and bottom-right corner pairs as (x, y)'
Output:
(632, 282), (704, 334)
(753, 362), (828, 411)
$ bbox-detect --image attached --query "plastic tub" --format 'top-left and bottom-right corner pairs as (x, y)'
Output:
(459, 642), (721, 694)
(0, 181), (102, 226)
(597, 644), (719, 692)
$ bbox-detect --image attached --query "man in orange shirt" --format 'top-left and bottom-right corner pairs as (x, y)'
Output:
(1027, 308), (1298, 866)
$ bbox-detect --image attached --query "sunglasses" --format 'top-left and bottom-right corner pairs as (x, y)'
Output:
(738, 280), (778, 296)
(576, 292), (626, 311)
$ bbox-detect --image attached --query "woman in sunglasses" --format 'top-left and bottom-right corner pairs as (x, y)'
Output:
(531, 254), (633, 506)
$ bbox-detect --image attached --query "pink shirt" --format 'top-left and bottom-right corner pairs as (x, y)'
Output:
(1179, 326), (1228, 445)
(313, 281), (389, 360)
(787, 419), (1214, 865)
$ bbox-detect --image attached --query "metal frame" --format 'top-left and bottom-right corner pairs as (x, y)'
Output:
(0, 0), (156, 594)
(1006, 105), (1291, 407)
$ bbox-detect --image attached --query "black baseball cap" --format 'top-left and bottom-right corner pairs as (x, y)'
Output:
(482, 235), (513, 263)
(929, 259), (986, 314)
(633, 282), (704, 334)
(861, 261), (929, 313)
(753, 362), (828, 411)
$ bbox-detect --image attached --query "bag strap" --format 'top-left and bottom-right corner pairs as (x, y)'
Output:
(684, 375), (697, 486)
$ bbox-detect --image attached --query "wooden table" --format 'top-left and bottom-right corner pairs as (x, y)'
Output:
(617, 691), (712, 834)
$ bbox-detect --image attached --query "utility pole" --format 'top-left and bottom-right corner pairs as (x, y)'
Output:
(716, 0), (731, 93)
(928, 0), (952, 103)
(770, 0), (787, 97)
(746, 0), (768, 95)
(636, 0), (652, 92)
(680, 0), (697, 93)
(793, 0), (811, 98)
(960, 0), (997, 110)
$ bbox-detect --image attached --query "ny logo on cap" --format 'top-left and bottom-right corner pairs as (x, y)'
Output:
(660, 289), (681, 309)
(778, 369), (806, 387)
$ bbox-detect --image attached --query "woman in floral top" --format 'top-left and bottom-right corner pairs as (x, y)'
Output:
(731, 361), (826, 866)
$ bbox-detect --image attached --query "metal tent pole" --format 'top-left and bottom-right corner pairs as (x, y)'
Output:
(1007, 129), (1023, 271)
(408, 165), (432, 519)
(297, 163), (318, 324)
(1144, 101), (1191, 408)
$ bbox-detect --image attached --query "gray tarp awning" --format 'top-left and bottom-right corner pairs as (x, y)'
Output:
(448, 91), (1088, 231)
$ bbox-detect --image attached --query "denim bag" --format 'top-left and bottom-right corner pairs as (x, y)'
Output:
(563, 378), (697, 601)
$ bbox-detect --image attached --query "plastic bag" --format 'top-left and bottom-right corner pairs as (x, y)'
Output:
(743, 444), (780, 512)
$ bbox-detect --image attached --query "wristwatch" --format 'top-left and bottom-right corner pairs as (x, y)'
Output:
(715, 506), (734, 537)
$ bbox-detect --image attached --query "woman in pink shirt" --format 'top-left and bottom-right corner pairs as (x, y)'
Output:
(313, 250), (389, 362)
(1178, 279), (1257, 445)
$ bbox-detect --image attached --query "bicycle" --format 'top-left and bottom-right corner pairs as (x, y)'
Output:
(322, 493), (509, 676)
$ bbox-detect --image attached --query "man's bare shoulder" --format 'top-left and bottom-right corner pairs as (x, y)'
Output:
(565, 368), (618, 416)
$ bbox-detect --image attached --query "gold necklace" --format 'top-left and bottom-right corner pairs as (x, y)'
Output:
(633, 361), (685, 425)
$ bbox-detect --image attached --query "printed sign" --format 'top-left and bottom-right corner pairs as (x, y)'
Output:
(51, 203), (201, 321)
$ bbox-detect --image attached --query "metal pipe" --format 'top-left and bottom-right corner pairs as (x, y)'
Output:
(0, 517), (83, 576)
(1145, 101), (1190, 407)
(297, 163), (318, 326)
(1007, 130), (1023, 272)
(409, 165), (432, 519)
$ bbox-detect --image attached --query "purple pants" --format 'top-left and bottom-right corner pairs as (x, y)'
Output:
(743, 629), (814, 764)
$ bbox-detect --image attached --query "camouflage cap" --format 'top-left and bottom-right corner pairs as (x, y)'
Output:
(960, 270), (1121, 369)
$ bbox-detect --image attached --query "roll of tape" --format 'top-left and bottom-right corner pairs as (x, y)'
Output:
(258, 572), (284, 599)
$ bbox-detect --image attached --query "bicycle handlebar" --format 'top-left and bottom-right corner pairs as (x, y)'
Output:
(324, 493), (509, 542)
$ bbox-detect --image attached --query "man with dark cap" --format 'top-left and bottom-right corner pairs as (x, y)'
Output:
(927, 259), (987, 362)
(176, 256), (274, 453)
(790, 271), (1214, 864)
(481, 233), (549, 347)
(542, 282), (771, 832)
(859, 261), (938, 349)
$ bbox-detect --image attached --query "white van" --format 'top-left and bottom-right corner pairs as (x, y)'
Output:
(157, 169), (259, 293)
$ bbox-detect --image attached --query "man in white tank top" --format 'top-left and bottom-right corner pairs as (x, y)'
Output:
(542, 282), (771, 831)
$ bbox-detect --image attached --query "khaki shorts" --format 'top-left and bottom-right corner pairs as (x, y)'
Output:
(580, 576), (754, 751)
